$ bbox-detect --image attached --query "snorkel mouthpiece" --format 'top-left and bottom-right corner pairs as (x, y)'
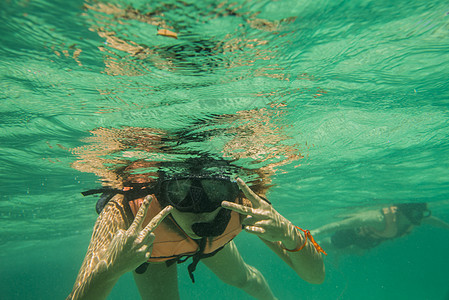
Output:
(191, 209), (231, 237)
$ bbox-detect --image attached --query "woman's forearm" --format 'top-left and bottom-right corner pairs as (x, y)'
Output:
(261, 223), (325, 284)
(67, 197), (129, 300)
(68, 266), (120, 300)
(282, 224), (325, 283)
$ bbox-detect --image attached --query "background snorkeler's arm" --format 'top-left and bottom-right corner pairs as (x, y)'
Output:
(222, 179), (325, 284)
(67, 196), (172, 300)
(422, 216), (449, 230)
(310, 210), (383, 236)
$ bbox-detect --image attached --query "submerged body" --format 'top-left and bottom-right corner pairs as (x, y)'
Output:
(312, 203), (449, 255)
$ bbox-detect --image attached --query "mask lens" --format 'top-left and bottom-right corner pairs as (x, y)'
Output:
(164, 179), (191, 207)
(201, 179), (238, 203)
(409, 209), (426, 225)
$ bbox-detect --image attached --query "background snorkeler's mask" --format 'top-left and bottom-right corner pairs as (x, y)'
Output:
(407, 208), (431, 225)
(395, 203), (431, 225)
(157, 175), (240, 213)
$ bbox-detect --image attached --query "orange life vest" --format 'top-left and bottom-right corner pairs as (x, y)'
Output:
(128, 196), (242, 262)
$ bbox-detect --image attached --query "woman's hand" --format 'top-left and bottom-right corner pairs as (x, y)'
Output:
(221, 178), (296, 247)
(99, 195), (173, 277)
(222, 178), (325, 284)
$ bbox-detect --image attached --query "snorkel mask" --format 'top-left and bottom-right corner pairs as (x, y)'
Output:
(157, 175), (239, 213)
(157, 174), (240, 237)
(395, 203), (431, 225)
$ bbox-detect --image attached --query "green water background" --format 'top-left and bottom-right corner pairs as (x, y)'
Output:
(1, 0), (449, 299)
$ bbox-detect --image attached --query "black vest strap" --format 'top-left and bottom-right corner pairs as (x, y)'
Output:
(186, 238), (206, 283)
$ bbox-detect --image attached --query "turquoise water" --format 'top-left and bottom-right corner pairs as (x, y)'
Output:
(1, 0), (449, 299)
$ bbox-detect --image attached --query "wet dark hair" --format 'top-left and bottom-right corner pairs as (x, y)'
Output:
(395, 203), (430, 225)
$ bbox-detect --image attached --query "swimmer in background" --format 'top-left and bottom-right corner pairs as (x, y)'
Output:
(311, 202), (449, 255)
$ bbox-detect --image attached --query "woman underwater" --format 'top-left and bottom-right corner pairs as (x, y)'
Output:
(67, 125), (326, 300)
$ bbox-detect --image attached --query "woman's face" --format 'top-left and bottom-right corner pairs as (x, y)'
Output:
(170, 206), (222, 239)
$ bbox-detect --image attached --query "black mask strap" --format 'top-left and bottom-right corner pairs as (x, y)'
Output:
(82, 186), (154, 214)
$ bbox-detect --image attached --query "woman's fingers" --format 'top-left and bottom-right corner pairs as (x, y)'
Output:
(244, 226), (265, 235)
(139, 205), (173, 240)
(128, 195), (153, 234)
(236, 178), (263, 209)
(242, 218), (271, 227)
(222, 201), (255, 216)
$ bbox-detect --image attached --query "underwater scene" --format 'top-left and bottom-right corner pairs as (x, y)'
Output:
(1, 0), (449, 299)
